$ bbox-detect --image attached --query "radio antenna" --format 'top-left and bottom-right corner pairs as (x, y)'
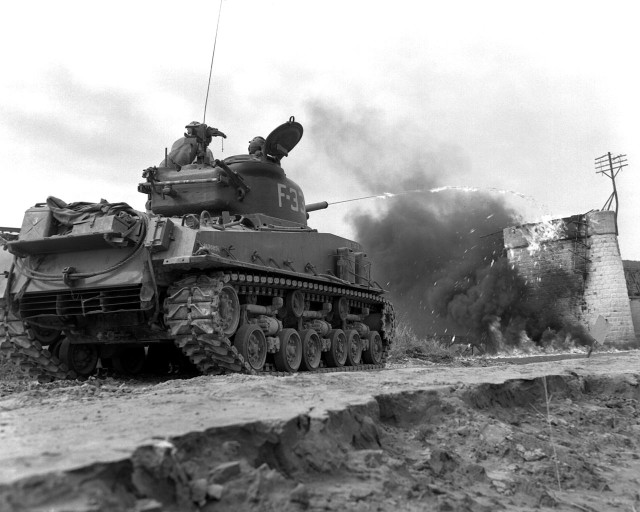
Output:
(203, 0), (224, 124)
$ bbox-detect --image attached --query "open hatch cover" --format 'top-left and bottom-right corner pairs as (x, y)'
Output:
(264, 116), (303, 162)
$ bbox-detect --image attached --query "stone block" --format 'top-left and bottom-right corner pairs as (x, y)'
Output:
(506, 210), (636, 346)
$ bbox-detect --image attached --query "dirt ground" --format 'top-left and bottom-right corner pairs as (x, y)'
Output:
(1, 351), (640, 511)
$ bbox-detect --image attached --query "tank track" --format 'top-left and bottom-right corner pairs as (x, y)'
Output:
(164, 274), (255, 375)
(164, 271), (394, 376)
(0, 305), (76, 381)
(0, 271), (394, 380)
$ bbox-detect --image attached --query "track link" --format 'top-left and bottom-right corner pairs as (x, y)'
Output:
(0, 306), (76, 381)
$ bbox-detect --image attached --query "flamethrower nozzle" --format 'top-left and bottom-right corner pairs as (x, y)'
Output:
(305, 201), (329, 213)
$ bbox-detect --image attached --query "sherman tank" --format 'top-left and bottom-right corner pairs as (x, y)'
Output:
(0, 117), (395, 379)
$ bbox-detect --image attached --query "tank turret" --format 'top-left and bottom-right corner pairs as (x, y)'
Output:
(139, 117), (307, 225)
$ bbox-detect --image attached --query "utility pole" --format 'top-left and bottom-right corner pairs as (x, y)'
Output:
(595, 152), (627, 235)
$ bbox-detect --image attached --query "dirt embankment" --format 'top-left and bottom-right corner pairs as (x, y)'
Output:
(1, 353), (640, 511)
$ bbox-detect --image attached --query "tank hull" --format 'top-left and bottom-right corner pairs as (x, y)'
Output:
(1, 207), (394, 379)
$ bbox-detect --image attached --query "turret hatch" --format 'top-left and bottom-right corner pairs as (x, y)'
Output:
(264, 116), (303, 162)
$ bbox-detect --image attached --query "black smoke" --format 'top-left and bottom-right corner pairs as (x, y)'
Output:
(352, 189), (524, 347)
(306, 102), (593, 351)
(351, 179), (596, 351)
(305, 102), (522, 344)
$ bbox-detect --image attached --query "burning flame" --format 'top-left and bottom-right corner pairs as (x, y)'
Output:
(330, 185), (549, 216)
(519, 216), (565, 254)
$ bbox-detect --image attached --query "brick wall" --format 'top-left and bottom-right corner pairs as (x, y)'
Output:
(504, 211), (637, 346)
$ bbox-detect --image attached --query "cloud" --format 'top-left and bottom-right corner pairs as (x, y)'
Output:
(0, 66), (240, 178)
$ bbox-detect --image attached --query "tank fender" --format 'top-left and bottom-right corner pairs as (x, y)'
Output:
(149, 222), (198, 262)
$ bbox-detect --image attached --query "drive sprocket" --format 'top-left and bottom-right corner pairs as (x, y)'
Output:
(164, 273), (255, 375)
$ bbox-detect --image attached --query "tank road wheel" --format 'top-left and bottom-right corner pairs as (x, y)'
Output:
(334, 297), (349, 321)
(219, 285), (241, 336)
(299, 329), (322, 371)
(324, 329), (348, 368)
(234, 325), (267, 372)
(274, 328), (302, 373)
(112, 345), (146, 375)
(285, 290), (305, 318)
(58, 339), (98, 377)
(345, 330), (362, 366)
(362, 331), (383, 365)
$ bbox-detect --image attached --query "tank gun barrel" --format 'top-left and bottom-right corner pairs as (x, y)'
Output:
(305, 201), (329, 213)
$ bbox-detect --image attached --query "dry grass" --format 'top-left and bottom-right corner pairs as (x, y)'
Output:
(388, 322), (459, 364)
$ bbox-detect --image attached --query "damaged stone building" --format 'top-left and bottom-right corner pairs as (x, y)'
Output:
(504, 210), (639, 347)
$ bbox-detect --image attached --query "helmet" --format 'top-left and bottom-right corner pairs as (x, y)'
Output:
(185, 121), (201, 136)
(248, 136), (265, 154)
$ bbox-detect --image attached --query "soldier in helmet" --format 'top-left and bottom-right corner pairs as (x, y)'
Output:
(185, 121), (200, 135)
(161, 121), (218, 169)
(248, 136), (266, 159)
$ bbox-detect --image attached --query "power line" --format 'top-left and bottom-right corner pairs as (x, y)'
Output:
(595, 152), (628, 235)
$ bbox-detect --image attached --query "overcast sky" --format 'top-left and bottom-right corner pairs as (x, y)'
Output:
(1, 0), (638, 258)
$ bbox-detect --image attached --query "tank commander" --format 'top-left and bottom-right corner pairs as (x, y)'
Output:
(248, 136), (266, 158)
(161, 121), (218, 169)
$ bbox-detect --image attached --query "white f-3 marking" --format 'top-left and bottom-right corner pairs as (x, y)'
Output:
(278, 183), (300, 211)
